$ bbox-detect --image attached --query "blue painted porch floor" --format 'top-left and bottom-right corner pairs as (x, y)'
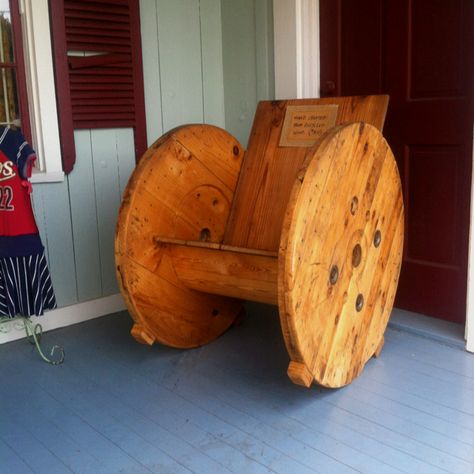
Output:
(1, 303), (473, 474)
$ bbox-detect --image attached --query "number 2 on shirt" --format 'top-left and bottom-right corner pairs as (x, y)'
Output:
(0, 185), (14, 211)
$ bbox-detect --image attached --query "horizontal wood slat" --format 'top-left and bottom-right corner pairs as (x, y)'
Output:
(70, 0), (129, 5)
(67, 35), (132, 47)
(69, 68), (133, 77)
(65, 1), (129, 14)
(66, 27), (131, 39)
(70, 84), (134, 91)
(64, 10), (130, 23)
(71, 98), (135, 106)
(74, 120), (135, 129)
(70, 75), (133, 84)
(73, 109), (135, 117)
(71, 90), (136, 98)
(68, 54), (131, 69)
(66, 19), (131, 31)
(67, 43), (131, 54)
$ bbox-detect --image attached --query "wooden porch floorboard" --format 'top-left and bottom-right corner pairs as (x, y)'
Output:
(1, 303), (473, 473)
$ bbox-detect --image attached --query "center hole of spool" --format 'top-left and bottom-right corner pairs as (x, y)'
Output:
(374, 229), (382, 248)
(199, 228), (211, 242)
(356, 294), (364, 312)
(350, 196), (358, 215)
(352, 244), (362, 267)
(329, 265), (339, 285)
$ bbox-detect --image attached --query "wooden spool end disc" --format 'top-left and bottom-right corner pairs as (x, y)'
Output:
(279, 122), (404, 388)
(115, 125), (245, 348)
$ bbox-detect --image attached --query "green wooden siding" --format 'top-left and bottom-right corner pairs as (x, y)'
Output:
(142, 0), (274, 146)
(221, 0), (275, 145)
(32, 0), (274, 309)
(32, 129), (135, 307)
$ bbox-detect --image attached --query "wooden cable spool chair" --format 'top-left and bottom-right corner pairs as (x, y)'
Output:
(115, 95), (404, 388)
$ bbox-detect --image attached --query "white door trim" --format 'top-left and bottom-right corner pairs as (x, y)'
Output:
(273, 0), (473, 351)
(466, 128), (474, 351)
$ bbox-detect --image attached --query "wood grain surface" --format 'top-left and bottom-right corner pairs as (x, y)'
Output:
(224, 95), (389, 251)
(115, 125), (244, 348)
(170, 245), (278, 305)
(115, 97), (403, 388)
(278, 122), (404, 388)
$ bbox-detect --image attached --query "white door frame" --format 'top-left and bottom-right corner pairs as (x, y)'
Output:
(466, 129), (474, 351)
(273, 0), (474, 351)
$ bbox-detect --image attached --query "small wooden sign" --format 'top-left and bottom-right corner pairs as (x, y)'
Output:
(279, 104), (339, 147)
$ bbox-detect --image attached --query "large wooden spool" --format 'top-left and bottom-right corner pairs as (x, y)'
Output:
(115, 96), (404, 388)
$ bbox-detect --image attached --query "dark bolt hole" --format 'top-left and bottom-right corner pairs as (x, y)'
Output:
(350, 196), (358, 215)
(374, 229), (382, 248)
(199, 228), (211, 242)
(356, 294), (364, 312)
(352, 244), (362, 267)
(329, 265), (339, 285)
(233, 145), (240, 156)
(212, 309), (219, 317)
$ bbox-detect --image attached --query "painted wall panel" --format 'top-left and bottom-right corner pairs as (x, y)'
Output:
(139, 0), (164, 146)
(68, 130), (102, 301)
(31, 186), (50, 264)
(255, 0), (275, 102)
(115, 129), (137, 198)
(34, 181), (77, 307)
(221, 0), (257, 146)
(221, 0), (275, 146)
(31, 128), (136, 308)
(156, 0), (204, 132)
(200, 0), (226, 127)
(90, 130), (123, 296)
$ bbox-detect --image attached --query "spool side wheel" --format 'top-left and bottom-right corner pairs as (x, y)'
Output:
(115, 125), (245, 348)
(278, 122), (404, 388)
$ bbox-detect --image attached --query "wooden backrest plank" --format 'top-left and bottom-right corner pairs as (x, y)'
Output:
(223, 95), (389, 251)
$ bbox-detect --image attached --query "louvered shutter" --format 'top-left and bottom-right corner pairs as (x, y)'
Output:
(50, 0), (146, 174)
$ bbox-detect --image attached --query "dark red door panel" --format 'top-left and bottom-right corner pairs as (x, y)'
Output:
(320, 0), (474, 323)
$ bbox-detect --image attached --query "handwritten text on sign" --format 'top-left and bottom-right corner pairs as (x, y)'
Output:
(279, 105), (339, 147)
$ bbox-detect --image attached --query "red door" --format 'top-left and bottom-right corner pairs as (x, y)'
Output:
(320, 0), (474, 323)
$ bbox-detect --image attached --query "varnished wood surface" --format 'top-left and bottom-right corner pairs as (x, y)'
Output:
(278, 122), (404, 388)
(155, 236), (278, 257)
(170, 245), (278, 305)
(224, 95), (389, 251)
(115, 125), (244, 348)
(115, 98), (403, 387)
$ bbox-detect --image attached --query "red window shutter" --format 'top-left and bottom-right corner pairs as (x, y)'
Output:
(50, 0), (147, 174)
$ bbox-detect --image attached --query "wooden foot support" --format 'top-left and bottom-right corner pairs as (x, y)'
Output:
(131, 324), (156, 346)
(287, 361), (313, 388)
